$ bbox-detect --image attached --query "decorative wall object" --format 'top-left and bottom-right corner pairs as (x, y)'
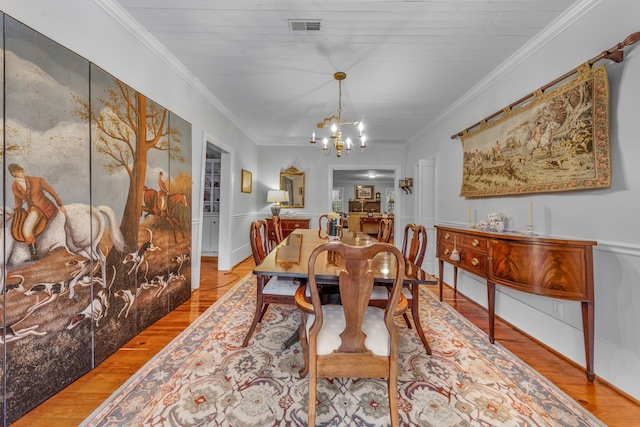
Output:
(459, 65), (610, 197)
(454, 33), (640, 198)
(354, 185), (374, 200)
(0, 13), (192, 425)
(241, 169), (252, 193)
(280, 166), (305, 208)
(399, 178), (413, 194)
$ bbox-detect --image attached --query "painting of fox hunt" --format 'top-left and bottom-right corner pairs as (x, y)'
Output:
(460, 65), (611, 198)
(0, 15), (192, 424)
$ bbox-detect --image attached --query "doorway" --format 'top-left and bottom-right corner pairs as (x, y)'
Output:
(196, 134), (234, 289)
(329, 165), (401, 243)
(202, 145), (221, 256)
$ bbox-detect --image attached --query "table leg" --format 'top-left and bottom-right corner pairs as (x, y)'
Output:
(412, 284), (432, 355)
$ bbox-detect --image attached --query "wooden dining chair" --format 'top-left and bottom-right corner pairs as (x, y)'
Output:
(377, 218), (394, 243)
(370, 223), (431, 353)
(402, 224), (431, 330)
(243, 220), (300, 347)
(295, 242), (407, 427)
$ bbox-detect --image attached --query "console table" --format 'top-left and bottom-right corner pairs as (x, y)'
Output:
(435, 225), (597, 381)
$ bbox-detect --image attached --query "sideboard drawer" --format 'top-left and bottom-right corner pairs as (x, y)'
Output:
(459, 248), (487, 275)
(282, 219), (310, 231)
(460, 234), (487, 251)
(266, 217), (311, 239)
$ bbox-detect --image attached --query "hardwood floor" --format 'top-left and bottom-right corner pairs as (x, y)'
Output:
(12, 256), (640, 426)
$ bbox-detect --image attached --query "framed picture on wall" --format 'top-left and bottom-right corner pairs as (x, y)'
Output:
(354, 185), (374, 201)
(241, 169), (252, 193)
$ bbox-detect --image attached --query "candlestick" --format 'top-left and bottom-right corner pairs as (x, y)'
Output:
(467, 206), (471, 222)
(527, 202), (533, 226)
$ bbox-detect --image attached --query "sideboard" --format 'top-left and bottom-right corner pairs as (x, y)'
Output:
(266, 217), (311, 241)
(348, 200), (380, 213)
(435, 225), (597, 381)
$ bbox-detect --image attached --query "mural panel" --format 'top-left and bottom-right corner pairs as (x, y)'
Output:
(0, 15), (5, 421)
(89, 64), (138, 363)
(167, 112), (192, 311)
(137, 97), (172, 330)
(2, 16), (92, 422)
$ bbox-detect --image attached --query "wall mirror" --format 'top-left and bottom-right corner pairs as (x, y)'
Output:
(280, 166), (305, 208)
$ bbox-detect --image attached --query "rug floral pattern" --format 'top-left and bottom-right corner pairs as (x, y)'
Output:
(82, 275), (604, 427)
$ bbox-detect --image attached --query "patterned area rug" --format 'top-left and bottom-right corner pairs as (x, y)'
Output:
(82, 274), (604, 426)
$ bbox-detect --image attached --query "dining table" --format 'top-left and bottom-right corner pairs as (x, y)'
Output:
(252, 228), (437, 353)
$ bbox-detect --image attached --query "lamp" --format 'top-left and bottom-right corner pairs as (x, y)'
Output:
(267, 190), (289, 216)
(309, 71), (367, 157)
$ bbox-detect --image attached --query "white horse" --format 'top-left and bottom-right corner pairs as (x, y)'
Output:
(1, 203), (126, 298)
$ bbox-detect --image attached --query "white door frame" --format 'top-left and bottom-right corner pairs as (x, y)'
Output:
(415, 155), (437, 273)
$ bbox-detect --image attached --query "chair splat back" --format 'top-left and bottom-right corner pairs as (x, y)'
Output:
(377, 218), (394, 243)
(401, 223), (427, 267)
(249, 220), (270, 264)
(270, 215), (284, 249)
(318, 214), (343, 239)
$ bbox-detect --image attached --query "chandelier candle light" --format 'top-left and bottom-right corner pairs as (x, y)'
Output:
(267, 190), (289, 216)
(310, 72), (367, 157)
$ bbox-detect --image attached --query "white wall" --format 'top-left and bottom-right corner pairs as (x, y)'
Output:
(0, 0), (261, 278)
(406, 0), (640, 399)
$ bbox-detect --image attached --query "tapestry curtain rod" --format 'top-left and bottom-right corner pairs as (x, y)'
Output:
(451, 31), (640, 140)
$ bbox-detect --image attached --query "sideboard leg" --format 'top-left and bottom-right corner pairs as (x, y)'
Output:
(453, 266), (458, 294)
(438, 259), (444, 301)
(582, 301), (595, 382)
(487, 281), (496, 344)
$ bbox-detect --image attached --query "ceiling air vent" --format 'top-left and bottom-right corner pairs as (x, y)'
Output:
(289, 20), (321, 32)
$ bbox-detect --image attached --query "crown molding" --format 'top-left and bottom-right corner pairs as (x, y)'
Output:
(410, 0), (601, 144)
(94, 0), (260, 143)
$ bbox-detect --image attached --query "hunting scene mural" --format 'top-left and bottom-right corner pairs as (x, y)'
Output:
(460, 65), (611, 197)
(0, 14), (192, 424)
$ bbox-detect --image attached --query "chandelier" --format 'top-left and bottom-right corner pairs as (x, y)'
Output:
(309, 72), (367, 157)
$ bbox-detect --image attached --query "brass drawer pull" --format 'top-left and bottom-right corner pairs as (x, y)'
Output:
(444, 249), (450, 255)
(444, 233), (450, 239)
(472, 239), (480, 247)
(471, 258), (479, 266)
(294, 224), (300, 228)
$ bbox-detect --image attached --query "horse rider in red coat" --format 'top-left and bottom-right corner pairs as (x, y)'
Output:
(8, 163), (67, 261)
(157, 171), (169, 212)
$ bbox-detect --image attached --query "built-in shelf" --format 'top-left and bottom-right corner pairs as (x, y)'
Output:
(203, 158), (221, 255)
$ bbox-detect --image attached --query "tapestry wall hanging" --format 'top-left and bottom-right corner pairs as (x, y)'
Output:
(459, 64), (610, 198)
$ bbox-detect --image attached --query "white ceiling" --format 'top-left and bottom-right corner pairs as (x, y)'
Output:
(114, 0), (577, 149)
